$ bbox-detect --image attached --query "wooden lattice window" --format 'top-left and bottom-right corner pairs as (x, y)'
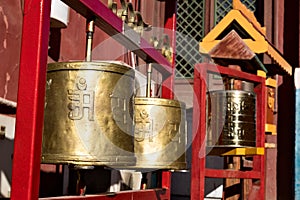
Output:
(215, 0), (257, 24)
(176, 0), (205, 78)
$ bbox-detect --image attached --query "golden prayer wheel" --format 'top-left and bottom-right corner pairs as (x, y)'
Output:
(42, 61), (136, 167)
(133, 97), (187, 170)
(207, 90), (256, 147)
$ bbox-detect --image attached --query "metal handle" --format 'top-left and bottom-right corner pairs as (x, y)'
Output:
(146, 64), (152, 97)
(85, 19), (95, 62)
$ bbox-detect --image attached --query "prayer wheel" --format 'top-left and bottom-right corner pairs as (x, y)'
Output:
(42, 61), (136, 167)
(133, 97), (187, 170)
(207, 90), (256, 147)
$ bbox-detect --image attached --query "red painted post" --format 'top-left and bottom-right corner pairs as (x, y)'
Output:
(191, 64), (207, 200)
(253, 77), (266, 199)
(161, 171), (171, 187)
(162, 0), (176, 99)
(10, 0), (51, 199)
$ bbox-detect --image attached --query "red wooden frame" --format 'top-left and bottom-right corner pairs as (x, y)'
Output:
(10, 0), (51, 199)
(40, 188), (169, 200)
(11, 0), (176, 199)
(191, 63), (266, 200)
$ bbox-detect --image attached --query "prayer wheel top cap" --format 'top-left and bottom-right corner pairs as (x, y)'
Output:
(47, 61), (135, 78)
(134, 97), (186, 109)
(209, 89), (255, 96)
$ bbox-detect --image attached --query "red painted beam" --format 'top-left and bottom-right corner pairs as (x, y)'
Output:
(195, 63), (264, 83)
(10, 0), (51, 199)
(39, 189), (170, 200)
(61, 0), (172, 78)
(205, 169), (262, 179)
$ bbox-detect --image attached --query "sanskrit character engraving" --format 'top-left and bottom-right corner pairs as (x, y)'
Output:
(67, 77), (95, 121)
(135, 109), (153, 142)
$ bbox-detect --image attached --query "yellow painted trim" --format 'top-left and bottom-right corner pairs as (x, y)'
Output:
(202, 10), (265, 43)
(200, 39), (268, 54)
(244, 40), (268, 53)
(222, 147), (264, 156)
(232, 0), (266, 35)
(265, 124), (277, 135)
(266, 78), (277, 87)
(257, 70), (266, 78)
(267, 45), (293, 75)
(200, 41), (220, 54)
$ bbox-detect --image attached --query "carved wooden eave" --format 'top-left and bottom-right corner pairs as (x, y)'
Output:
(200, 0), (292, 75)
(208, 30), (267, 74)
(232, 0), (266, 36)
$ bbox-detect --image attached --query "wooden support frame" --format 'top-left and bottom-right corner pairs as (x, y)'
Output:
(191, 63), (266, 200)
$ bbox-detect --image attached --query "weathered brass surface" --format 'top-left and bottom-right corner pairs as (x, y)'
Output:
(133, 97), (187, 170)
(42, 61), (136, 167)
(207, 90), (256, 147)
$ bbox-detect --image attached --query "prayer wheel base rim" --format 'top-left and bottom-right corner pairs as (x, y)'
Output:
(41, 154), (136, 167)
(126, 162), (187, 170)
(207, 142), (256, 148)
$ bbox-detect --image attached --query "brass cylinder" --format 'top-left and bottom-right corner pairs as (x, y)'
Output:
(133, 97), (187, 170)
(207, 90), (256, 147)
(42, 61), (136, 167)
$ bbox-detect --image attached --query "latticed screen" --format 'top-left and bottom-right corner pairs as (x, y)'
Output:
(215, 0), (256, 24)
(176, 0), (205, 78)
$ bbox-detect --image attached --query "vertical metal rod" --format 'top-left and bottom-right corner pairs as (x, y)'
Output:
(146, 64), (152, 97)
(86, 19), (95, 62)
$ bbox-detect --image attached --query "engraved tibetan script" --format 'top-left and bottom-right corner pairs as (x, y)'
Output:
(111, 94), (129, 125)
(67, 78), (95, 121)
(168, 121), (180, 143)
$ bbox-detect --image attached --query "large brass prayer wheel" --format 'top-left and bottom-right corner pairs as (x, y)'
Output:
(207, 90), (256, 147)
(42, 61), (136, 167)
(134, 97), (187, 170)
